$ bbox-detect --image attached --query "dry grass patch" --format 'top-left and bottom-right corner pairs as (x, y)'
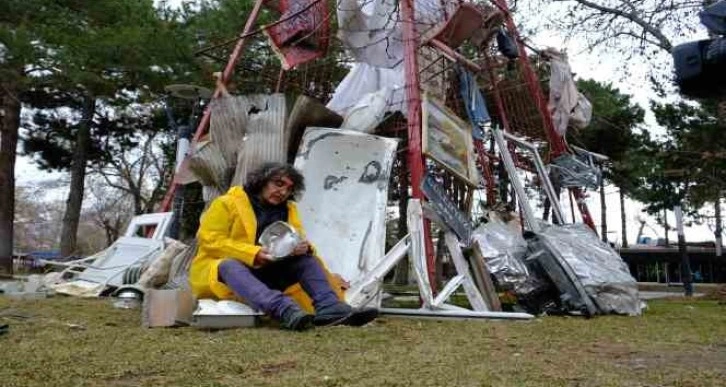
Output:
(1, 296), (725, 386)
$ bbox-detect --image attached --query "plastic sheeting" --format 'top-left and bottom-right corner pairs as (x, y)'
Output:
(470, 217), (530, 292)
(340, 87), (392, 133)
(538, 223), (641, 316)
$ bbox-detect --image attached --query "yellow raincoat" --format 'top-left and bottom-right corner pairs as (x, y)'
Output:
(189, 186), (344, 313)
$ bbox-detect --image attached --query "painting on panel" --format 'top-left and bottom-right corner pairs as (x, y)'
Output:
(422, 94), (479, 186)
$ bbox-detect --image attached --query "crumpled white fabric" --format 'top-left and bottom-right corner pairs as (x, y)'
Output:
(341, 86), (393, 132)
(336, 0), (450, 68)
(326, 62), (405, 116)
(569, 92), (592, 130)
(547, 50), (582, 136)
(329, 0), (453, 118)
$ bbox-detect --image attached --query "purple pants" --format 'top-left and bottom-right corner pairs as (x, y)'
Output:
(218, 255), (339, 319)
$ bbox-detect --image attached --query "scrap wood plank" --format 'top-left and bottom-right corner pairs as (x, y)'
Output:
(469, 240), (503, 311)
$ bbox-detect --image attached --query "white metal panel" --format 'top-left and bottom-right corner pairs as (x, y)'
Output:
(123, 212), (174, 240)
(78, 237), (164, 287)
(294, 128), (398, 296)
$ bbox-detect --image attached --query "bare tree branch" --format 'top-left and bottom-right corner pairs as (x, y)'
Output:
(563, 0), (673, 51)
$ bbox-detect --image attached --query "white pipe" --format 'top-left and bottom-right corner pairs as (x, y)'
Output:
(502, 131), (565, 224)
(346, 235), (411, 307)
(492, 129), (539, 232)
(380, 308), (534, 320)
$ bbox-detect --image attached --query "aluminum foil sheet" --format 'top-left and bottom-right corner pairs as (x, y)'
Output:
(538, 223), (641, 316)
(470, 217), (530, 292)
(549, 153), (601, 190)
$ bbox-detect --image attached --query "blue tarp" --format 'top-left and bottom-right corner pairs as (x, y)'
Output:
(28, 251), (63, 261)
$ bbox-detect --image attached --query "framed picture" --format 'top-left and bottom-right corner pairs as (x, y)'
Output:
(422, 94), (479, 186)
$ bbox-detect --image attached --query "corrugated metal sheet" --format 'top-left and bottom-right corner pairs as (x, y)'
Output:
(187, 140), (232, 192)
(209, 96), (250, 167)
(231, 94), (288, 186)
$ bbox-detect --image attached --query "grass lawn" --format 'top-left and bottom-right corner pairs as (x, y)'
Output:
(1, 296), (724, 387)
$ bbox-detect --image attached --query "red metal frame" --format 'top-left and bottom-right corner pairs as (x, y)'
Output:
(474, 140), (497, 205)
(490, 0), (596, 231)
(401, 0), (437, 291)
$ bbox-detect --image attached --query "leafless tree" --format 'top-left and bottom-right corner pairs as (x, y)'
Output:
(525, 0), (711, 84)
(85, 176), (135, 247)
(13, 183), (65, 253)
(91, 130), (173, 216)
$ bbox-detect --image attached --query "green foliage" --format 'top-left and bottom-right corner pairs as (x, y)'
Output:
(569, 79), (649, 197)
(651, 100), (726, 210)
(14, 1), (192, 170)
(573, 80), (645, 161)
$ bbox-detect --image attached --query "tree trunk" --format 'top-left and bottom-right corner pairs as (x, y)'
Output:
(59, 96), (96, 257)
(599, 166), (607, 242)
(620, 189), (628, 248)
(715, 199), (722, 256)
(0, 81), (21, 276)
(663, 208), (670, 247)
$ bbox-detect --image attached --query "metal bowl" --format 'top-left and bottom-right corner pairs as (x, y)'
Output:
(259, 221), (302, 258)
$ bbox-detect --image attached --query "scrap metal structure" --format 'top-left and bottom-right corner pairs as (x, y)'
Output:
(149, 0), (641, 319)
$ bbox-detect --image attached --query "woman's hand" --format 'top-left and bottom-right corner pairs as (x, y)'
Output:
(253, 247), (273, 267)
(292, 240), (311, 256)
(333, 273), (350, 290)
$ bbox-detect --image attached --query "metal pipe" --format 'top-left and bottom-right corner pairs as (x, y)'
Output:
(474, 140), (497, 205)
(379, 308), (534, 320)
(346, 235), (411, 307)
(490, 0), (597, 232)
(492, 129), (539, 232)
(432, 275), (464, 307)
(428, 39), (483, 73)
(501, 131), (565, 224)
(160, 0), (266, 212)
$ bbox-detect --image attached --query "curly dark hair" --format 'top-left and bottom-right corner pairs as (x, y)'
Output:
(244, 162), (305, 200)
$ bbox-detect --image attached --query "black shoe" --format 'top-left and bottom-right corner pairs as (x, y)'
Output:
(314, 303), (379, 327)
(280, 308), (314, 331)
(313, 303), (353, 326)
(344, 307), (379, 327)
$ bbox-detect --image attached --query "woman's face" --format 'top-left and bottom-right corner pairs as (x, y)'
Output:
(260, 174), (294, 205)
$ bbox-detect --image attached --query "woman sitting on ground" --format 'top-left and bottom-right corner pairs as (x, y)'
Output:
(189, 162), (378, 330)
